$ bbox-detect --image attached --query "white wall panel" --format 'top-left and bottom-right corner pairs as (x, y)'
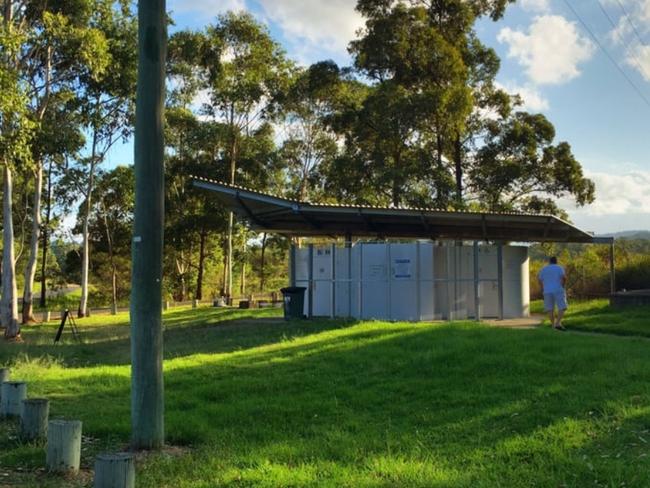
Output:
(292, 242), (529, 321)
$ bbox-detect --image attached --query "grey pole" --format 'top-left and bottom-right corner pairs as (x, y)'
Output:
(330, 244), (336, 318)
(130, 0), (166, 449)
(473, 241), (480, 321)
(345, 234), (352, 317)
(307, 244), (314, 318)
(497, 243), (504, 320)
(609, 240), (616, 294)
(289, 243), (296, 287)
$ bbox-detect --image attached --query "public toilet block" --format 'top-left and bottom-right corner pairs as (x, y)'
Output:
(193, 176), (615, 321)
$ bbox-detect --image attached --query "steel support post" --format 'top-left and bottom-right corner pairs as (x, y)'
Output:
(308, 244), (314, 318)
(610, 241), (616, 294)
(497, 243), (504, 320)
(473, 241), (480, 321)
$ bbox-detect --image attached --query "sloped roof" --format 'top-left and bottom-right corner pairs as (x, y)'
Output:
(192, 176), (599, 243)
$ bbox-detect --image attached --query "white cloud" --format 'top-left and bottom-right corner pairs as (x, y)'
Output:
(519, 0), (550, 13)
(562, 170), (650, 216)
(497, 15), (595, 85)
(168, 0), (245, 17)
(496, 82), (549, 111)
(625, 45), (650, 81)
(256, 0), (363, 63)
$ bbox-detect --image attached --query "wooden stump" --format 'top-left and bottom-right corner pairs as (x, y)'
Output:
(0, 381), (26, 418)
(20, 398), (49, 441)
(94, 452), (135, 488)
(46, 419), (82, 473)
(0, 368), (9, 386)
(0, 368), (9, 405)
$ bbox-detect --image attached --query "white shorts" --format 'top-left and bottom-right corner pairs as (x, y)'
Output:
(544, 291), (568, 312)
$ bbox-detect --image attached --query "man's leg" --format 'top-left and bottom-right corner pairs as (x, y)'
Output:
(544, 293), (555, 327)
(555, 291), (568, 328)
(556, 308), (565, 327)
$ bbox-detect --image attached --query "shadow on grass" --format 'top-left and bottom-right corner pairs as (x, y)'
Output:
(6, 320), (650, 486)
(0, 309), (360, 369)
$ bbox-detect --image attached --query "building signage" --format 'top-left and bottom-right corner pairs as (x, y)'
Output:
(393, 258), (412, 279)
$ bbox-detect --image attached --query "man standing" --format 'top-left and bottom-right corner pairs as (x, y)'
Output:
(537, 256), (568, 331)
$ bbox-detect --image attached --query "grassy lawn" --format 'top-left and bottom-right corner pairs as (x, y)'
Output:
(2, 302), (650, 486)
(533, 298), (650, 337)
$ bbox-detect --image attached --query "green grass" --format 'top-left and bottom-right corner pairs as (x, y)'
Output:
(533, 298), (650, 337)
(3, 302), (650, 486)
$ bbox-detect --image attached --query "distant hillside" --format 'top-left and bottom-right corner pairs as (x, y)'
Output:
(600, 230), (650, 240)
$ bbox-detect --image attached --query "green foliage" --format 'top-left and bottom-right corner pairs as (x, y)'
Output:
(530, 238), (650, 299)
(616, 255), (650, 291)
(472, 113), (595, 214)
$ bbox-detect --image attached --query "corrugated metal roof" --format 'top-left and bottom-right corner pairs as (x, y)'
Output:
(191, 176), (598, 243)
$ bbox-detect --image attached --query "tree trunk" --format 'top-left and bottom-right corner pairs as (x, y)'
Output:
(240, 261), (246, 296)
(195, 227), (206, 300)
(22, 164), (43, 324)
(79, 132), (98, 318)
(40, 159), (53, 308)
(2, 165), (20, 339)
(220, 244), (227, 297)
(454, 132), (462, 207)
(23, 47), (50, 324)
(103, 206), (118, 312)
(259, 232), (267, 292)
(175, 254), (186, 301)
(225, 122), (237, 302)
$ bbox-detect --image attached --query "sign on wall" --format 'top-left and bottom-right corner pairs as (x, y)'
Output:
(393, 258), (412, 279)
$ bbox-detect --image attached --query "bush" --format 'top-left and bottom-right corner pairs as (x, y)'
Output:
(616, 255), (650, 291)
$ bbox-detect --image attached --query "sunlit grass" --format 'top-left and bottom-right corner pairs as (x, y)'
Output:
(2, 302), (650, 486)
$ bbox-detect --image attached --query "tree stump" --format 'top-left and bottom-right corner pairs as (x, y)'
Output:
(46, 419), (82, 473)
(0, 381), (26, 418)
(94, 452), (135, 488)
(42, 311), (51, 322)
(0, 368), (9, 385)
(0, 368), (9, 405)
(20, 398), (49, 441)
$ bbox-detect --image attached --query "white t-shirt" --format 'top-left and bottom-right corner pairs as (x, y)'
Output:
(538, 264), (566, 294)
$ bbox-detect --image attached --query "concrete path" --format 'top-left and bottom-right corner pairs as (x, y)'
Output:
(484, 314), (544, 329)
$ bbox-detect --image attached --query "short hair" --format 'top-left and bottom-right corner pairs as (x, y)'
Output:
(549, 256), (558, 264)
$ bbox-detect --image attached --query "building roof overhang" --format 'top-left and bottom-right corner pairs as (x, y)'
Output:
(192, 176), (606, 244)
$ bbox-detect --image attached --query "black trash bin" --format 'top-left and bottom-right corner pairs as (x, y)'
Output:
(280, 287), (306, 320)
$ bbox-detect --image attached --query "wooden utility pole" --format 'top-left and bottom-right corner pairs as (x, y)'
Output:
(130, 0), (166, 449)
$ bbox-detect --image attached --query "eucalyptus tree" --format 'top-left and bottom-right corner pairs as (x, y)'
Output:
(470, 112), (595, 214)
(85, 165), (134, 310)
(1, 0), (33, 338)
(36, 96), (85, 309)
(181, 12), (292, 301)
(75, 1), (136, 317)
(18, 0), (110, 323)
(164, 106), (228, 301)
(278, 61), (341, 201)
(345, 1), (474, 207)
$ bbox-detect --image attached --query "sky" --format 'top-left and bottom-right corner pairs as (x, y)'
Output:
(107, 0), (650, 235)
